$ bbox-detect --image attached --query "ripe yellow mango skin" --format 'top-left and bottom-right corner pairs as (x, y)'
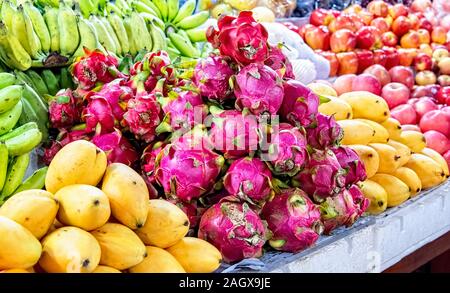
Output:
(101, 163), (149, 229)
(421, 148), (450, 178)
(55, 184), (110, 231)
(0, 216), (42, 270)
(45, 140), (107, 194)
(91, 223), (146, 270)
(307, 83), (338, 97)
(92, 265), (121, 273)
(136, 200), (189, 249)
(355, 119), (390, 143)
(337, 119), (375, 145)
(369, 143), (401, 174)
(370, 174), (410, 207)
(392, 167), (422, 197)
(339, 91), (390, 123)
(166, 237), (222, 273)
(400, 131), (426, 153)
(349, 145), (380, 178)
(0, 190), (58, 239)
(0, 268), (30, 273)
(318, 96), (353, 120)
(358, 180), (388, 215)
(387, 140), (412, 167)
(39, 226), (101, 273)
(405, 154), (446, 189)
(381, 118), (402, 141)
(129, 246), (186, 273)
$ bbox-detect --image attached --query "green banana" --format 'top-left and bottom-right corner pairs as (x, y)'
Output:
(0, 100), (22, 136)
(140, 0), (162, 19)
(13, 70), (37, 93)
(108, 12), (130, 54)
(21, 83), (49, 129)
(5, 128), (42, 156)
(132, 1), (158, 18)
(58, 3), (80, 57)
(177, 11), (210, 30)
(123, 15), (137, 56)
(90, 15), (117, 54)
(0, 85), (22, 114)
(17, 97), (47, 142)
(167, 0), (179, 22)
(0, 152), (30, 200)
(0, 122), (37, 141)
(41, 69), (60, 96)
(186, 28), (207, 43)
(149, 22), (167, 51)
(167, 46), (181, 60)
(60, 67), (74, 89)
(173, 0), (196, 24)
(72, 17), (100, 58)
(140, 12), (165, 30)
(43, 6), (60, 53)
(1, 0), (16, 30)
(152, 0), (168, 21)
(168, 31), (199, 58)
(105, 2), (123, 18)
(115, 0), (132, 13)
(0, 72), (16, 89)
(14, 166), (48, 194)
(25, 70), (49, 97)
(100, 16), (122, 56)
(0, 142), (8, 192)
(79, 0), (96, 18)
(130, 12), (153, 52)
(23, 2), (51, 53)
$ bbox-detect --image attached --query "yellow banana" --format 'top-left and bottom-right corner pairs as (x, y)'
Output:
(23, 2), (51, 53)
(0, 22), (32, 71)
(43, 6), (60, 53)
(1, 0), (16, 30)
(21, 5), (43, 59)
(58, 3), (80, 57)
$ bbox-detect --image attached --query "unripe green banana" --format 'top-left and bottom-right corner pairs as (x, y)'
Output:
(186, 28), (207, 43)
(152, 0), (168, 21)
(59, 67), (74, 90)
(43, 6), (60, 53)
(1, 0), (16, 30)
(72, 17), (100, 58)
(79, 0), (95, 19)
(100, 16), (122, 56)
(140, 12), (165, 30)
(105, 2), (124, 18)
(0, 72), (16, 90)
(5, 128), (42, 156)
(18, 97), (48, 142)
(167, 0), (180, 22)
(14, 166), (48, 194)
(90, 15), (117, 54)
(177, 11), (210, 30)
(23, 2), (51, 53)
(123, 15), (137, 56)
(140, 0), (162, 19)
(25, 70), (49, 97)
(0, 142), (8, 191)
(149, 22), (167, 51)
(22, 84), (49, 128)
(132, 1), (158, 18)
(0, 100), (22, 136)
(108, 12), (130, 54)
(0, 122), (37, 141)
(168, 31), (199, 58)
(0, 152), (30, 200)
(58, 3), (80, 57)
(41, 69), (60, 96)
(0, 85), (22, 114)
(130, 12), (153, 52)
(172, 0), (196, 24)
(115, 0), (132, 14)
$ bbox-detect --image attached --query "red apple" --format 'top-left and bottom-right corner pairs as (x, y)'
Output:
(381, 82), (410, 109)
(389, 4), (409, 19)
(391, 104), (418, 125)
(408, 13), (420, 30)
(415, 70), (437, 86)
(418, 44), (432, 56)
(373, 49), (387, 67)
(364, 64), (391, 86)
(381, 31), (398, 47)
(420, 110), (450, 136)
(356, 26), (382, 50)
(398, 48), (417, 66)
(436, 87), (450, 105)
(432, 27), (447, 44)
(418, 18), (433, 33)
(330, 29), (357, 53)
(432, 48), (449, 63)
(336, 52), (359, 75)
(413, 97), (438, 120)
(441, 106), (450, 116)
(351, 73), (382, 95)
(400, 31), (420, 49)
(414, 53), (433, 71)
(348, 14), (365, 31)
(355, 49), (374, 73)
(358, 11), (374, 26)
(443, 150), (450, 170)
(328, 14), (355, 33)
(412, 85), (441, 99)
(383, 47), (400, 69)
(402, 124), (421, 131)
(298, 24), (315, 39)
(367, 1), (389, 18)
(389, 66), (415, 89)
(392, 16), (412, 37)
(424, 131), (450, 154)
(410, 0), (432, 13)
(305, 25), (331, 50)
(370, 17), (390, 34)
(438, 57), (450, 75)
(333, 74), (356, 95)
(438, 75), (450, 87)
(310, 9), (335, 26)
(317, 51), (339, 77)
(417, 29), (431, 44)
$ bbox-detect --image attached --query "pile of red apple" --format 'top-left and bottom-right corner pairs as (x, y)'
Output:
(288, 0), (450, 77)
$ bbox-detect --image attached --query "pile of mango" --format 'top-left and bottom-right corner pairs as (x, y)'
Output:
(0, 140), (221, 273)
(309, 84), (449, 215)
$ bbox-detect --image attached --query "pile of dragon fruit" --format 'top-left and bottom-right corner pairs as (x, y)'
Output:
(44, 12), (369, 263)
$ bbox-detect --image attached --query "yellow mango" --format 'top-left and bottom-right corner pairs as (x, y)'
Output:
(355, 119), (390, 143)
(381, 118), (402, 141)
(369, 143), (401, 174)
(318, 96), (353, 120)
(0, 216), (42, 270)
(405, 154), (446, 189)
(307, 83), (338, 97)
(166, 237), (222, 273)
(129, 246), (186, 273)
(339, 91), (390, 122)
(387, 140), (412, 167)
(45, 140), (107, 194)
(0, 190), (58, 239)
(39, 227), (101, 273)
(337, 119), (375, 145)
(101, 163), (149, 229)
(92, 265), (121, 273)
(370, 174), (410, 207)
(348, 145), (380, 178)
(0, 268), (30, 273)
(392, 167), (422, 197)
(400, 131), (426, 153)
(136, 200), (189, 248)
(358, 180), (388, 215)
(421, 147), (450, 178)
(91, 223), (146, 270)
(55, 184), (110, 231)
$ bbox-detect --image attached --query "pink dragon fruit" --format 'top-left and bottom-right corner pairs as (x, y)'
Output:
(71, 48), (124, 90)
(82, 96), (116, 134)
(96, 80), (134, 122)
(306, 113), (343, 149)
(123, 92), (161, 143)
(43, 129), (91, 165)
(332, 146), (367, 186)
(234, 63), (284, 116)
(265, 123), (307, 176)
(264, 45), (295, 79)
(141, 141), (165, 185)
(320, 185), (369, 234)
(91, 129), (139, 166)
(260, 188), (323, 252)
(293, 148), (346, 202)
(223, 157), (273, 205)
(154, 136), (224, 202)
(49, 89), (81, 129)
(168, 198), (204, 229)
(198, 196), (266, 263)
(194, 55), (234, 102)
(279, 79), (319, 127)
(209, 109), (259, 158)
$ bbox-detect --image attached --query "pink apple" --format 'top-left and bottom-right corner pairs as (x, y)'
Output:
(389, 66), (415, 89)
(443, 150), (450, 170)
(419, 110), (450, 137)
(333, 74), (356, 95)
(351, 73), (382, 95)
(411, 85), (441, 99)
(402, 124), (421, 131)
(424, 130), (450, 154)
(381, 82), (410, 109)
(413, 97), (438, 122)
(364, 64), (391, 86)
(441, 106), (450, 116)
(391, 104), (418, 125)
(407, 98), (420, 105)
